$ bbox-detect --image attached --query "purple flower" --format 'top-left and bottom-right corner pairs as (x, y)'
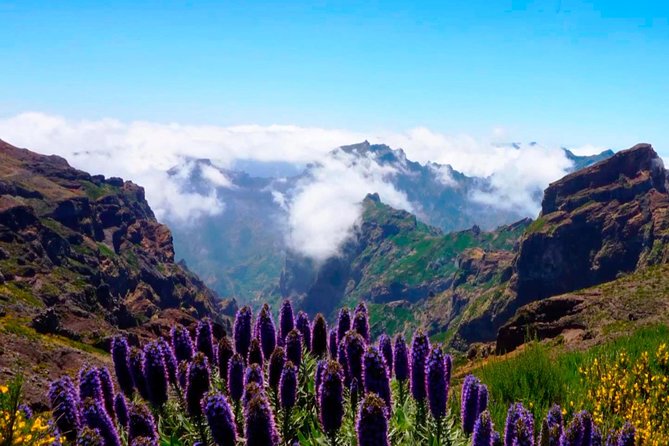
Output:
(234, 306), (253, 358)
(79, 366), (103, 403)
(315, 359), (327, 397)
(243, 382), (263, 408)
(295, 311), (312, 352)
(318, 361), (344, 436)
(478, 384), (489, 414)
(19, 404), (32, 419)
(143, 342), (169, 408)
(255, 303), (277, 360)
(178, 360), (189, 389)
(81, 398), (121, 446)
(337, 308), (351, 343)
(345, 331), (366, 387)
(617, 422), (635, 446)
(445, 353), (453, 385)
(48, 376), (80, 442)
(98, 367), (116, 421)
(114, 394), (129, 428)
(76, 427), (103, 446)
(202, 392), (237, 446)
(493, 430), (503, 446)
(353, 311), (370, 342)
(592, 426), (603, 446)
(425, 346), (448, 420)
(129, 348), (150, 401)
(268, 347), (286, 391)
(111, 336), (134, 397)
(279, 299), (295, 342)
(311, 313), (328, 358)
(539, 405), (563, 446)
(285, 329), (303, 368)
(328, 328), (338, 359)
(363, 346), (392, 414)
(127, 403), (158, 445)
(248, 338), (264, 366)
(393, 334), (409, 382)
(186, 352), (211, 417)
(159, 338), (178, 386)
(195, 318), (216, 364)
(350, 378), (359, 411)
(217, 335), (234, 381)
(504, 403), (534, 446)
(245, 392), (280, 446)
(228, 353), (245, 402)
(472, 411), (494, 446)
(461, 375), (481, 435)
(171, 324), (195, 362)
(356, 393), (390, 446)
(377, 334), (393, 376)
(337, 340), (351, 387)
(245, 363), (265, 387)
(280, 361), (298, 410)
(410, 330), (430, 403)
(355, 301), (368, 315)
(561, 411), (593, 446)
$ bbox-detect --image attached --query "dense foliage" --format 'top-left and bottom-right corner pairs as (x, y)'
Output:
(16, 300), (659, 445)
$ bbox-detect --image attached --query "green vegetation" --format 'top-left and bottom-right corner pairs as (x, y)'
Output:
(470, 324), (669, 428)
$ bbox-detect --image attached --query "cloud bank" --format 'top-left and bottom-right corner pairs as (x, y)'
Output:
(0, 112), (603, 259)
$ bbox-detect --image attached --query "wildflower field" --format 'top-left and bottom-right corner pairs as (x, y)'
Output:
(5, 300), (666, 445)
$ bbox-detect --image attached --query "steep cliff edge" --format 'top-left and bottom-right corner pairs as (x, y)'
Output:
(453, 143), (669, 349)
(0, 139), (235, 403)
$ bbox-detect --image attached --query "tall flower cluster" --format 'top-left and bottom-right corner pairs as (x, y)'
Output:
(80, 398), (120, 446)
(318, 361), (344, 437)
(245, 393), (280, 446)
(127, 403), (158, 444)
(393, 334), (409, 382)
(538, 405), (563, 446)
(195, 318), (216, 364)
(345, 331), (366, 387)
(228, 353), (245, 402)
(255, 303), (277, 360)
(268, 347), (286, 391)
(461, 374), (488, 435)
(171, 324), (195, 362)
(234, 306), (253, 358)
(217, 334), (234, 381)
(186, 353), (211, 417)
(279, 299), (295, 343)
(143, 342), (169, 408)
(425, 346), (448, 421)
(311, 313), (328, 358)
(362, 346), (392, 413)
(48, 377), (80, 442)
(337, 307), (351, 342)
(504, 402), (534, 446)
(356, 393), (390, 446)
(410, 331), (430, 403)
(377, 334), (393, 376)
(296, 311), (312, 352)
(111, 336), (134, 397)
(202, 392), (237, 446)
(285, 329), (303, 368)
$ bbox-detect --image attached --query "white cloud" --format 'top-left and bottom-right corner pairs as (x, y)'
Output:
(200, 164), (235, 188)
(286, 149), (412, 262)
(0, 111), (607, 258)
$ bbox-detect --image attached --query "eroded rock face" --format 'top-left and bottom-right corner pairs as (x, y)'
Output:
(0, 139), (235, 347)
(511, 144), (669, 306)
(454, 144), (669, 348)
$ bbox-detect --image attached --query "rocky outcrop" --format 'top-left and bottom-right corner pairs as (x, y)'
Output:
(0, 139), (236, 398)
(511, 144), (669, 306)
(453, 144), (669, 349)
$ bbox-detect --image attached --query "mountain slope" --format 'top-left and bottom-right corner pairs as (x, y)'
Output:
(168, 142), (613, 302)
(441, 143), (669, 349)
(280, 193), (529, 334)
(0, 140), (235, 402)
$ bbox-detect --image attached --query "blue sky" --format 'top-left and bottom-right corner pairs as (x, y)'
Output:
(1, 0), (668, 151)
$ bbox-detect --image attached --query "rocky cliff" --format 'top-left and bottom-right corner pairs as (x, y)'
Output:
(0, 140), (235, 403)
(449, 143), (669, 350)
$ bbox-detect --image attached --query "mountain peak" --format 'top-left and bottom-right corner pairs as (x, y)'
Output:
(543, 143), (664, 215)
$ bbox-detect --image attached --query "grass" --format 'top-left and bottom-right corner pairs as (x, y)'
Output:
(468, 324), (669, 428)
(0, 283), (44, 308)
(97, 242), (116, 258)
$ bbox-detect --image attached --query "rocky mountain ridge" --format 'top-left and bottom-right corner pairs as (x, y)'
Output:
(0, 139), (235, 402)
